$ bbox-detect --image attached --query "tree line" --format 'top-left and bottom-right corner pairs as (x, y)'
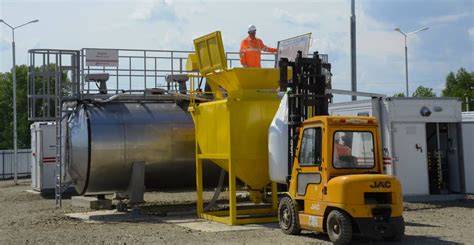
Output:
(0, 64), (69, 150)
(393, 68), (473, 111)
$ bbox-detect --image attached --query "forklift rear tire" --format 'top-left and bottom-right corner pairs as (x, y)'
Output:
(327, 210), (352, 245)
(278, 196), (301, 235)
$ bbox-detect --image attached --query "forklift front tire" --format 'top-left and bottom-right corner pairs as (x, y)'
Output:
(278, 196), (301, 235)
(327, 209), (352, 245)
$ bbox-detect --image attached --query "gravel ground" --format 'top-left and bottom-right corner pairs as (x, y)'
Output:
(0, 179), (473, 244)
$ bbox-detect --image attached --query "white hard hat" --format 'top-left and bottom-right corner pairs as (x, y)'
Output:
(248, 25), (257, 32)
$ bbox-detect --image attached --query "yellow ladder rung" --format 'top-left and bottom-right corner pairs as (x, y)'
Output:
(198, 153), (229, 160)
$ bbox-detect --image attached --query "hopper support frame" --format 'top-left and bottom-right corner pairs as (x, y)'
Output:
(195, 154), (278, 225)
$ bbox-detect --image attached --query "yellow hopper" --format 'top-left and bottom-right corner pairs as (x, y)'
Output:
(189, 31), (283, 225)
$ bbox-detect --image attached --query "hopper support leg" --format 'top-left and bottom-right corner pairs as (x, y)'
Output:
(271, 182), (278, 212)
(196, 158), (204, 216)
(228, 158), (237, 225)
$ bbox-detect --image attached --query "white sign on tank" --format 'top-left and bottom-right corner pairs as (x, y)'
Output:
(86, 49), (119, 67)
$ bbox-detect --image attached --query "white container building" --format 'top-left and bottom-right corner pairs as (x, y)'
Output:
(462, 112), (474, 194)
(329, 97), (464, 196)
(30, 122), (57, 192)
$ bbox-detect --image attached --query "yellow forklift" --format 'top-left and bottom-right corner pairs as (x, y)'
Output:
(277, 52), (405, 244)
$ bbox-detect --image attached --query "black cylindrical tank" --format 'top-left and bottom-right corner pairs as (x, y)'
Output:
(67, 102), (219, 195)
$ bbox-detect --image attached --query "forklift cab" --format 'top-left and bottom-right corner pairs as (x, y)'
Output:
(329, 117), (381, 175)
(289, 116), (384, 198)
(281, 116), (405, 244)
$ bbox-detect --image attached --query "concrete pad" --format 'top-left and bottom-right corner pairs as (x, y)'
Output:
(66, 210), (159, 223)
(161, 216), (279, 232)
(66, 210), (278, 232)
(71, 196), (112, 210)
(25, 190), (41, 194)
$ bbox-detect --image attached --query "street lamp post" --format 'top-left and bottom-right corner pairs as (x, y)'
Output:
(0, 19), (39, 184)
(394, 27), (428, 97)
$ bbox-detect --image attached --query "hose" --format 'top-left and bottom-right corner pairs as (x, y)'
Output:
(164, 168), (226, 216)
(92, 93), (125, 103)
(203, 168), (226, 212)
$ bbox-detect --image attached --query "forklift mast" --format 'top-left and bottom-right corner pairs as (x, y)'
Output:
(279, 51), (332, 181)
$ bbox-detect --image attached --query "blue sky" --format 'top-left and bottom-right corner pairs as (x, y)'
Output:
(0, 0), (472, 101)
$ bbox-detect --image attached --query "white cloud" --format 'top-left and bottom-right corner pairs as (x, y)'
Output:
(273, 8), (320, 27)
(469, 27), (474, 40)
(421, 12), (469, 26)
(131, 0), (178, 22)
(272, 3), (411, 59)
(0, 38), (10, 51)
(131, 1), (154, 21)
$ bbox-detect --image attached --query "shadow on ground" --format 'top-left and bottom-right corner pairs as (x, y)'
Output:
(297, 231), (460, 244)
(405, 221), (441, 228)
(404, 198), (474, 212)
(39, 189), (78, 199)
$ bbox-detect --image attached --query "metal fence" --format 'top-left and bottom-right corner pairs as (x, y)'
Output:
(80, 48), (191, 95)
(79, 49), (278, 95)
(28, 47), (323, 121)
(0, 149), (31, 180)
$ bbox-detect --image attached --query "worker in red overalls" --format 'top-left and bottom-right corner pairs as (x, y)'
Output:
(239, 25), (278, 68)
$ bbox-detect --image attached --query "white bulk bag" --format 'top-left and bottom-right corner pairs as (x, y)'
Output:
(268, 92), (289, 184)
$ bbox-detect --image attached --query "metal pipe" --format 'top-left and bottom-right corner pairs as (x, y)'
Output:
(0, 19), (39, 184)
(144, 50), (147, 93)
(327, 88), (385, 98)
(436, 123), (442, 185)
(92, 93), (127, 103)
(389, 121), (398, 176)
(12, 32), (17, 184)
(376, 97), (387, 173)
(81, 49), (85, 100)
(350, 0), (357, 101)
(466, 96), (470, 111)
(404, 36), (409, 97)
(394, 27), (428, 97)
(2, 151), (4, 180)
